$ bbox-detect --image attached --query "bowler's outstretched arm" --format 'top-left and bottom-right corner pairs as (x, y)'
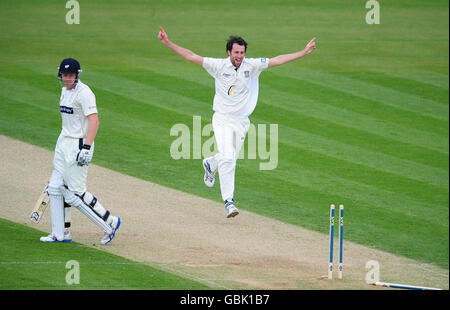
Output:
(268, 37), (316, 68)
(158, 27), (204, 66)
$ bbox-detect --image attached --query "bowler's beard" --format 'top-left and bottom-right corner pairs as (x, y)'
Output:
(230, 57), (242, 69)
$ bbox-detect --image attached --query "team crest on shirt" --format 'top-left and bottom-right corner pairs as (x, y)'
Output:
(244, 71), (250, 78)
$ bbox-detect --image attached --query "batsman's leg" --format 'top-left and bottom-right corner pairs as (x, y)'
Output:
(42, 169), (65, 242)
(60, 186), (121, 244)
(60, 186), (113, 234)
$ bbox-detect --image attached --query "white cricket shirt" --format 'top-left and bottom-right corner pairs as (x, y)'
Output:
(59, 80), (98, 139)
(202, 56), (269, 117)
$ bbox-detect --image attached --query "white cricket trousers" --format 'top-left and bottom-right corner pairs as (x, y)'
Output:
(53, 134), (94, 194)
(47, 135), (94, 240)
(207, 112), (250, 202)
(48, 134), (114, 238)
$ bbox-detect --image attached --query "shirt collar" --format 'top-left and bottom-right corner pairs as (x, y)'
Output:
(226, 57), (234, 68)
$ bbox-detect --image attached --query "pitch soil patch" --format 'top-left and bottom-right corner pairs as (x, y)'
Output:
(0, 135), (447, 289)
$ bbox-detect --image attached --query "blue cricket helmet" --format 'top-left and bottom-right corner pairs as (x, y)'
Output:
(58, 58), (82, 79)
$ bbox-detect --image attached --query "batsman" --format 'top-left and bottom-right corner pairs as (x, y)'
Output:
(40, 58), (121, 244)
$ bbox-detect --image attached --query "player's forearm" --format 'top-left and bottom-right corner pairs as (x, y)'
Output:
(164, 40), (202, 65)
(85, 114), (99, 145)
(165, 40), (188, 57)
(269, 50), (308, 67)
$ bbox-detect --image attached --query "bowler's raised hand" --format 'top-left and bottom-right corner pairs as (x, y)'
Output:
(304, 37), (316, 55)
(158, 26), (169, 44)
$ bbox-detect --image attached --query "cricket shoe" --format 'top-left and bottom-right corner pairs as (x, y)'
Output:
(40, 232), (72, 243)
(64, 230), (72, 242)
(203, 158), (216, 187)
(225, 199), (239, 218)
(101, 216), (121, 245)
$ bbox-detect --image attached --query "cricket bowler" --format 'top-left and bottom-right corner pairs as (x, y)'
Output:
(158, 27), (316, 217)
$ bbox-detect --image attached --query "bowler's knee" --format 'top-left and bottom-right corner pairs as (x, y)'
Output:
(218, 155), (236, 172)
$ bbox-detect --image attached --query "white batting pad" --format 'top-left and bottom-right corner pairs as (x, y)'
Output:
(60, 186), (112, 234)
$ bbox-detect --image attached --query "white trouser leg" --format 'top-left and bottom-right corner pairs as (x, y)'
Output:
(48, 169), (65, 241)
(212, 113), (249, 202)
(54, 134), (93, 194)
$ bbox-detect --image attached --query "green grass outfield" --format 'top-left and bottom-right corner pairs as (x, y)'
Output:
(0, 0), (448, 287)
(0, 218), (209, 289)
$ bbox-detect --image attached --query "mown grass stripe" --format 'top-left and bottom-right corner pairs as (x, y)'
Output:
(278, 70), (449, 121)
(0, 77), (58, 112)
(273, 125), (448, 189)
(261, 86), (448, 156)
(339, 71), (449, 105)
(390, 72), (449, 90)
(259, 72), (448, 136)
(271, 160), (448, 225)
(315, 62), (450, 97)
(272, 141), (448, 208)
(86, 70), (213, 119)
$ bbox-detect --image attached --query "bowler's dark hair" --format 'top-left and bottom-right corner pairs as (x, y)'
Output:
(226, 36), (248, 52)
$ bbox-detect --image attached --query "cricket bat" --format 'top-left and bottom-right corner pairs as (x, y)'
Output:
(30, 184), (49, 224)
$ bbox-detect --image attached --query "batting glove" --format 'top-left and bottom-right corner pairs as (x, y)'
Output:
(76, 144), (92, 166)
